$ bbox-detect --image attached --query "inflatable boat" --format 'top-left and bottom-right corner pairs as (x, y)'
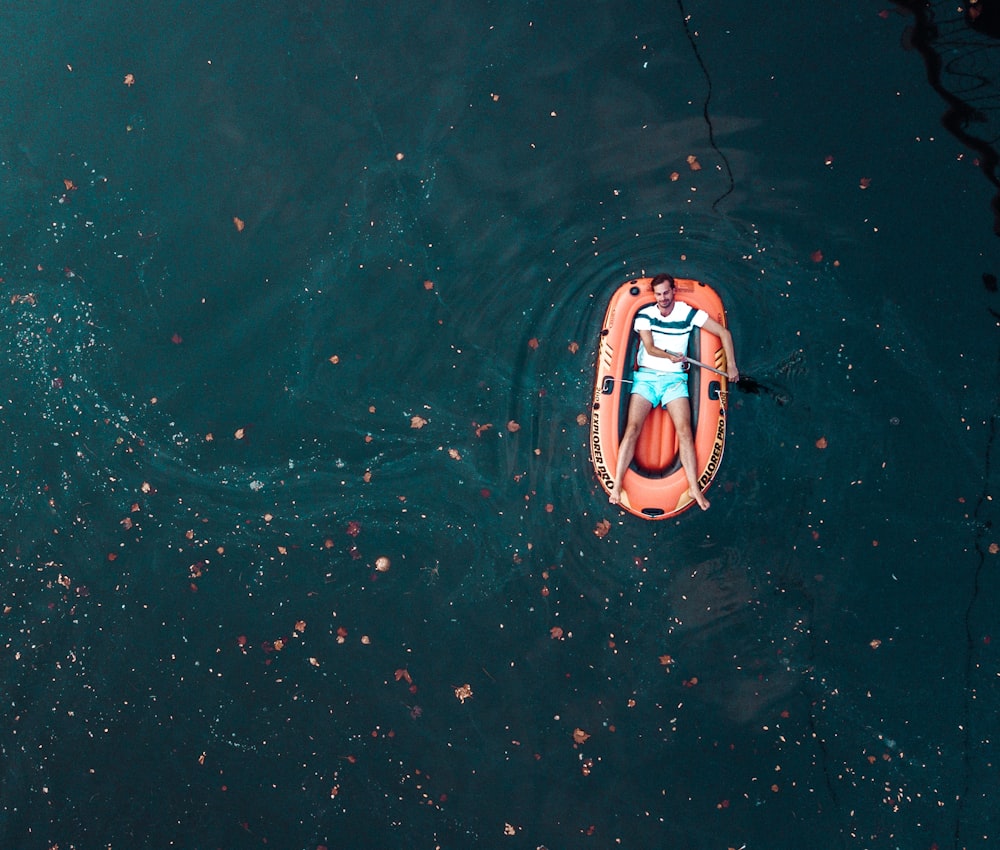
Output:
(589, 277), (729, 519)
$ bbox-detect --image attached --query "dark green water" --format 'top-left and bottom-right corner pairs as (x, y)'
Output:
(2, 2), (998, 848)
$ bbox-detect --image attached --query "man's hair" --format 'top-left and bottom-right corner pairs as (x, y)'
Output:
(650, 273), (675, 291)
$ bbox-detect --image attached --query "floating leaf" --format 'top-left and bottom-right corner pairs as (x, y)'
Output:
(234, 427), (246, 440)
(411, 415), (428, 429)
(423, 279), (434, 290)
(528, 337), (540, 350)
(859, 177), (872, 189)
(810, 250), (824, 263)
(123, 73), (135, 87)
(549, 626), (564, 640)
(594, 519), (611, 538)
(686, 154), (701, 171)
(374, 556), (391, 572)
(233, 216), (245, 231)
(474, 422), (493, 437)
(394, 668), (413, 684)
(815, 436), (828, 449)
(669, 171), (680, 182)
(454, 683), (473, 703)
(576, 413), (588, 426)
(346, 520), (361, 537)
(448, 448), (462, 460)
(506, 420), (520, 433)
(572, 728), (590, 744)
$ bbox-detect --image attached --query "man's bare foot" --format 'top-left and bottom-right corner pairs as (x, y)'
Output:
(691, 489), (710, 511)
(609, 486), (622, 505)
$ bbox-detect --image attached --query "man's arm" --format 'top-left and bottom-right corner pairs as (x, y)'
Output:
(638, 328), (685, 362)
(701, 318), (739, 382)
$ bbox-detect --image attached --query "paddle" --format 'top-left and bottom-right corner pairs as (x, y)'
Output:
(680, 356), (784, 404)
(601, 357), (789, 405)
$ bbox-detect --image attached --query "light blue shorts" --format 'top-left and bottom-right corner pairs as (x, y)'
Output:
(631, 368), (689, 407)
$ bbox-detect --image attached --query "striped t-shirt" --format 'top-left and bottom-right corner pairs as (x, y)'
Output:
(634, 301), (708, 373)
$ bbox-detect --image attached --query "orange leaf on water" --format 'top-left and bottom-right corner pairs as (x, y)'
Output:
(686, 154), (701, 171)
(448, 448), (462, 460)
(454, 683), (473, 703)
(572, 728), (590, 744)
(815, 436), (828, 449)
(568, 341), (580, 353)
(123, 73), (135, 87)
(411, 415), (428, 429)
(528, 338), (540, 350)
(506, 420), (520, 433)
(233, 216), (245, 232)
(594, 519), (611, 538)
(549, 626), (564, 640)
(423, 280), (434, 290)
(859, 177), (872, 189)
(394, 668), (413, 684)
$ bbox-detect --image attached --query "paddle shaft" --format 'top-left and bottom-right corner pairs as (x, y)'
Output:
(681, 355), (729, 378)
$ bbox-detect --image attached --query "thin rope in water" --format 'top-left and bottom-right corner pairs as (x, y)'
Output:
(676, 0), (735, 212)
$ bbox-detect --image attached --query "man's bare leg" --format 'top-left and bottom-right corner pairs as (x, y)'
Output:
(666, 397), (709, 510)
(609, 394), (653, 505)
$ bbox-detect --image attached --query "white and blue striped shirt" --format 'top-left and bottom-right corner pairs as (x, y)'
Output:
(634, 302), (708, 372)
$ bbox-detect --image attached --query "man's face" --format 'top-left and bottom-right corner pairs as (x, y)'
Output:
(654, 282), (675, 314)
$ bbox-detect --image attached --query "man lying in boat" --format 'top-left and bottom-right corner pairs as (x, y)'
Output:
(609, 273), (739, 510)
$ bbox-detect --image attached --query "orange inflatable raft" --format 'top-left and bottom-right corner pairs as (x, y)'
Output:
(590, 277), (730, 519)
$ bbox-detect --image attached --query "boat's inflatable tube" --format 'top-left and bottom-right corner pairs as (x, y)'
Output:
(590, 277), (729, 519)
